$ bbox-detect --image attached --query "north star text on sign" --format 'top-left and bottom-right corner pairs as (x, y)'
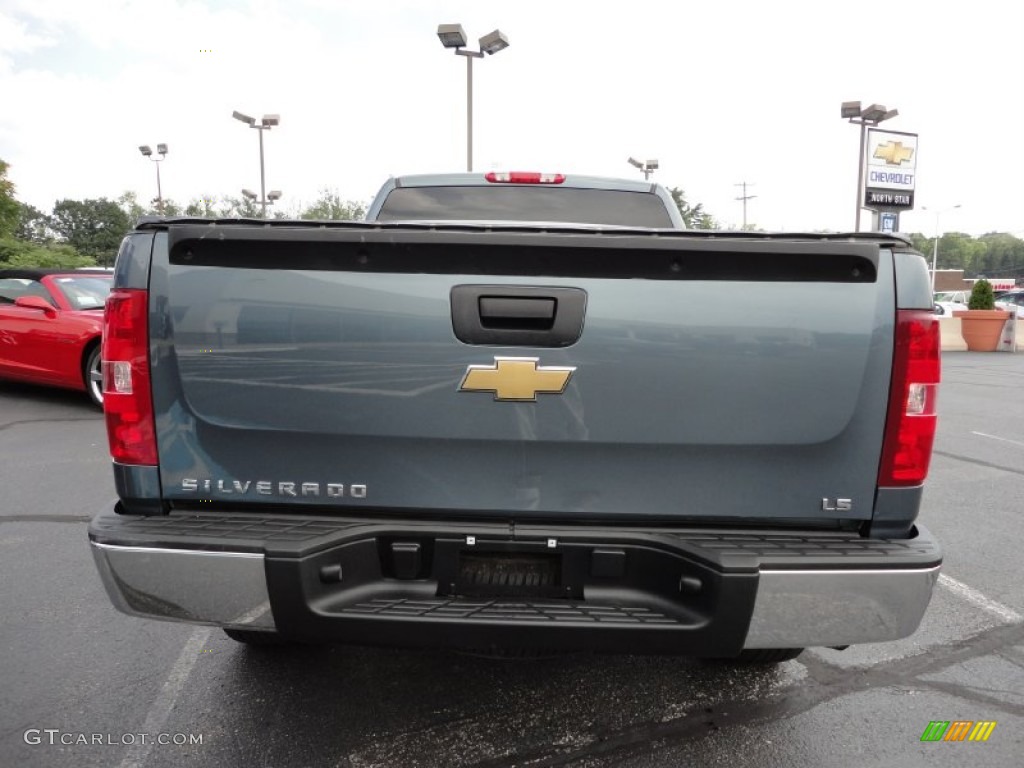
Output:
(868, 171), (914, 184)
(867, 192), (912, 205)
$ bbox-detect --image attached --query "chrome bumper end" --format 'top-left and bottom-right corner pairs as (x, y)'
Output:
(743, 565), (941, 649)
(90, 542), (276, 631)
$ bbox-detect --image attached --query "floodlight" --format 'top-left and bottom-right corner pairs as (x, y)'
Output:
(479, 29), (509, 55)
(840, 101), (862, 119)
(437, 23), (468, 48)
(861, 104), (887, 122)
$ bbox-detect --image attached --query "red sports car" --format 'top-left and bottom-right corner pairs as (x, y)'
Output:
(0, 268), (113, 407)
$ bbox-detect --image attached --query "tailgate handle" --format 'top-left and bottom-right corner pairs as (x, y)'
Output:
(451, 285), (587, 347)
(479, 297), (556, 329)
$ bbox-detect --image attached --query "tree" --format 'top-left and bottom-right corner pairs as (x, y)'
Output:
(666, 187), (718, 230)
(118, 191), (183, 221)
(939, 232), (985, 271)
(904, 230), (1024, 282)
(184, 196), (220, 217)
(978, 232), (1024, 278)
(218, 195), (262, 218)
(117, 191), (147, 224)
(0, 237), (95, 268)
(906, 232), (930, 255)
(49, 198), (132, 266)
(159, 199), (183, 217)
(299, 188), (366, 221)
(0, 159), (21, 238)
(0, 160), (93, 267)
(16, 202), (52, 243)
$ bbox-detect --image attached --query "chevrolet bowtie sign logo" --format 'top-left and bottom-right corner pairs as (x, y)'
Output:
(873, 141), (914, 166)
(459, 357), (575, 401)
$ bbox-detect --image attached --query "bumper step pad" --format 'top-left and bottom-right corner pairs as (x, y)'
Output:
(342, 597), (680, 624)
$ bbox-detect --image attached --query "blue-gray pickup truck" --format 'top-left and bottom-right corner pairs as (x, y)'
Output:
(89, 172), (942, 663)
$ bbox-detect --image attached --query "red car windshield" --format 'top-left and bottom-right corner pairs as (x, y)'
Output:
(51, 276), (112, 310)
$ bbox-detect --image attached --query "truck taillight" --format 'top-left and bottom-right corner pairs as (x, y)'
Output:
(485, 172), (566, 184)
(878, 310), (940, 487)
(102, 288), (157, 465)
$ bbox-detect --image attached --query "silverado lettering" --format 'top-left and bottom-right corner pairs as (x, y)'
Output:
(181, 479), (366, 498)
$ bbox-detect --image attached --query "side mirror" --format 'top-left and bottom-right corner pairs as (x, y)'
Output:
(14, 295), (57, 316)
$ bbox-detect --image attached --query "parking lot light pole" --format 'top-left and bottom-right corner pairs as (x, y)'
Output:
(437, 24), (510, 172)
(922, 204), (962, 293)
(627, 157), (659, 181)
(233, 111), (280, 218)
(240, 188), (282, 217)
(841, 101), (898, 231)
(137, 144), (168, 214)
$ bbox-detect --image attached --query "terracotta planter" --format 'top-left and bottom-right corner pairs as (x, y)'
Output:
(952, 309), (1012, 351)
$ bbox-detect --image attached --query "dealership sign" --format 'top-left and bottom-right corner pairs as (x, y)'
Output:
(864, 129), (917, 210)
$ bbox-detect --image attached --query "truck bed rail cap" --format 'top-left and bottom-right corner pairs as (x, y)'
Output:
(134, 216), (912, 246)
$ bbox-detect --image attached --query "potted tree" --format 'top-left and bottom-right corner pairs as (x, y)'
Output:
(953, 279), (1012, 351)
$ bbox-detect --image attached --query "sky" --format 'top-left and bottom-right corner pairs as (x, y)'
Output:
(1, 0), (1022, 236)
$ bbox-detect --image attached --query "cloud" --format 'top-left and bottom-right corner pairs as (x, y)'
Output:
(0, 11), (57, 74)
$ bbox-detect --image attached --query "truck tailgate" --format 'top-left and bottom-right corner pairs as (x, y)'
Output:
(151, 225), (893, 523)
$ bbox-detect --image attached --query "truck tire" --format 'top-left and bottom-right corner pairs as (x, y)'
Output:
(223, 628), (291, 646)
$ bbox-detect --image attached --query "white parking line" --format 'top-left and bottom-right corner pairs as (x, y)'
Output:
(118, 627), (211, 768)
(971, 431), (1024, 449)
(938, 574), (1023, 624)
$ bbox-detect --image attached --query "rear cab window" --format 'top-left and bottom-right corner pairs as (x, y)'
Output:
(376, 186), (674, 228)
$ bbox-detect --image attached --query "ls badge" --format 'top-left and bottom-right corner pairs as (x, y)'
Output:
(459, 357), (575, 402)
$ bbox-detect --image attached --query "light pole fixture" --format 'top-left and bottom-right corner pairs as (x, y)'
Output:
(138, 143), (168, 214)
(240, 188), (282, 216)
(841, 100), (898, 232)
(922, 204), (962, 293)
(233, 110), (281, 218)
(627, 157), (659, 181)
(437, 23), (510, 172)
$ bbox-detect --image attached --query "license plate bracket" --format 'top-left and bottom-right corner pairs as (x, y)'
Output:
(455, 551), (564, 599)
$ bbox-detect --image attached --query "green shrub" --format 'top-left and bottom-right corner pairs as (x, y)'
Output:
(967, 279), (995, 310)
(0, 237), (96, 268)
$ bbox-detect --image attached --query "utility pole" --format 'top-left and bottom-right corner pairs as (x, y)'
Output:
(734, 181), (757, 230)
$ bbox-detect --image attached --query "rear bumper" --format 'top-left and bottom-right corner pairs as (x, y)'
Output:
(89, 509), (942, 654)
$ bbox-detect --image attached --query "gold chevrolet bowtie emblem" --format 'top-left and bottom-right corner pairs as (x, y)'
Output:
(459, 357), (575, 401)
(873, 141), (914, 165)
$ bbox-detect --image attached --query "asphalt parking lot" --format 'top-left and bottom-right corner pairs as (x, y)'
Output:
(2, 351), (1023, 767)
